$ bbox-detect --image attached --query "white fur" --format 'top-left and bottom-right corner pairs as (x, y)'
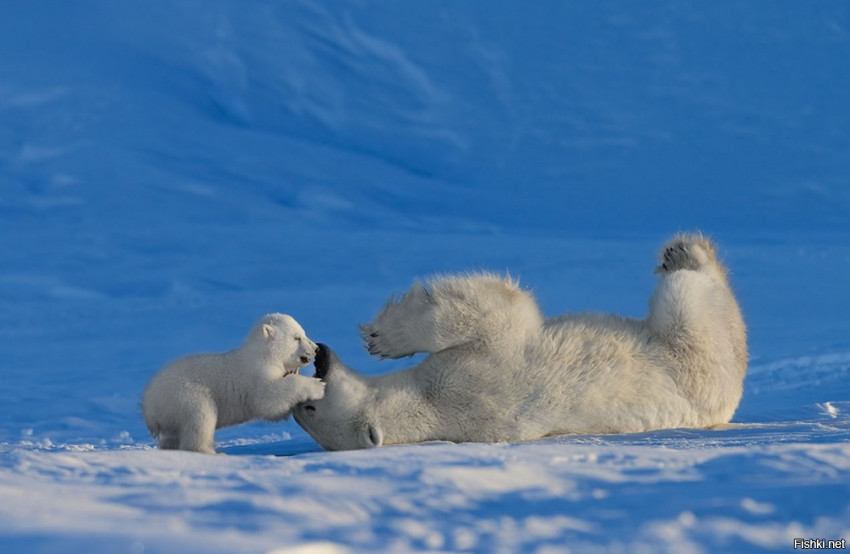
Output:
(294, 234), (747, 450)
(143, 313), (324, 453)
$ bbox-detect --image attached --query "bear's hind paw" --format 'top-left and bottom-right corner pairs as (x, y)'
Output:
(656, 234), (716, 274)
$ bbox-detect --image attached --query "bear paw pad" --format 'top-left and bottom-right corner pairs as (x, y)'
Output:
(657, 234), (716, 274)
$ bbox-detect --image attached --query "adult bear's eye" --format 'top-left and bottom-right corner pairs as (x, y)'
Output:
(295, 336), (301, 342)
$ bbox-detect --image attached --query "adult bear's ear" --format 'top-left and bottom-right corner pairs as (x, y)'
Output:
(359, 424), (383, 448)
(262, 324), (274, 339)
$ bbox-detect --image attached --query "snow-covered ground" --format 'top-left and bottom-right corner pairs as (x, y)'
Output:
(2, 2), (849, 552)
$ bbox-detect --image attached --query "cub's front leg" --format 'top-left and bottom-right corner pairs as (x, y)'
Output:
(252, 375), (326, 421)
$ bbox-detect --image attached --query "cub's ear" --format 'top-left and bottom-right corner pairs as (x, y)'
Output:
(359, 424), (383, 448)
(262, 324), (274, 339)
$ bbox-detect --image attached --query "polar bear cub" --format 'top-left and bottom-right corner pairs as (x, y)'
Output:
(143, 313), (325, 453)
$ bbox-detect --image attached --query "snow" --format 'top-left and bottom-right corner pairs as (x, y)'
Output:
(2, 1), (849, 552)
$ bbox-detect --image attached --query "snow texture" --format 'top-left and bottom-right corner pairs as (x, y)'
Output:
(1, 1), (849, 552)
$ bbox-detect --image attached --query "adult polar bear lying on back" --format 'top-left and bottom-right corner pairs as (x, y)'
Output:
(294, 234), (747, 450)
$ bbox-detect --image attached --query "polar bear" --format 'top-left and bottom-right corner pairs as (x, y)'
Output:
(143, 313), (325, 453)
(294, 234), (747, 450)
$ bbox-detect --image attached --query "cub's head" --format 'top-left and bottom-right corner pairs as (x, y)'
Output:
(250, 313), (318, 373)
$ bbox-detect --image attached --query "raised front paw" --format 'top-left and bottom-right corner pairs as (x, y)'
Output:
(656, 234), (717, 274)
(360, 282), (437, 358)
(359, 322), (409, 359)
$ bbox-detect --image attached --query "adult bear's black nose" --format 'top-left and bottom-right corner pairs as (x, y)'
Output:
(314, 343), (331, 380)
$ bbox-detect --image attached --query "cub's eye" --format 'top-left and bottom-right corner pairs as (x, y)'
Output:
(294, 336), (301, 342)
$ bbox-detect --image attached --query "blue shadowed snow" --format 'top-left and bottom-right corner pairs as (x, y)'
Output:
(1, 1), (849, 552)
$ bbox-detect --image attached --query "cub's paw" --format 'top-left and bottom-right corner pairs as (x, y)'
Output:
(656, 234), (717, 274)
(290, 374), (326, 402)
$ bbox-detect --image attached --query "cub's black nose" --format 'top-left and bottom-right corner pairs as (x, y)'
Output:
(314, 343), (330, 380)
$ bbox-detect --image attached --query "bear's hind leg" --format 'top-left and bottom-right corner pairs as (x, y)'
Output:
(649, 234), (730, 343)
(177, 409), (217, 454)
(647, 233), (748, 422)
(157, 431), (179, 450)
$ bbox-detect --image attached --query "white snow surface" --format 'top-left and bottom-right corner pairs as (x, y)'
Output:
(2, 2), (849, 552)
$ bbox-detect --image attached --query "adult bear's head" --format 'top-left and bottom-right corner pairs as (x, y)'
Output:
(294, 343), (440, 450)
(293, 344), (386, 450)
